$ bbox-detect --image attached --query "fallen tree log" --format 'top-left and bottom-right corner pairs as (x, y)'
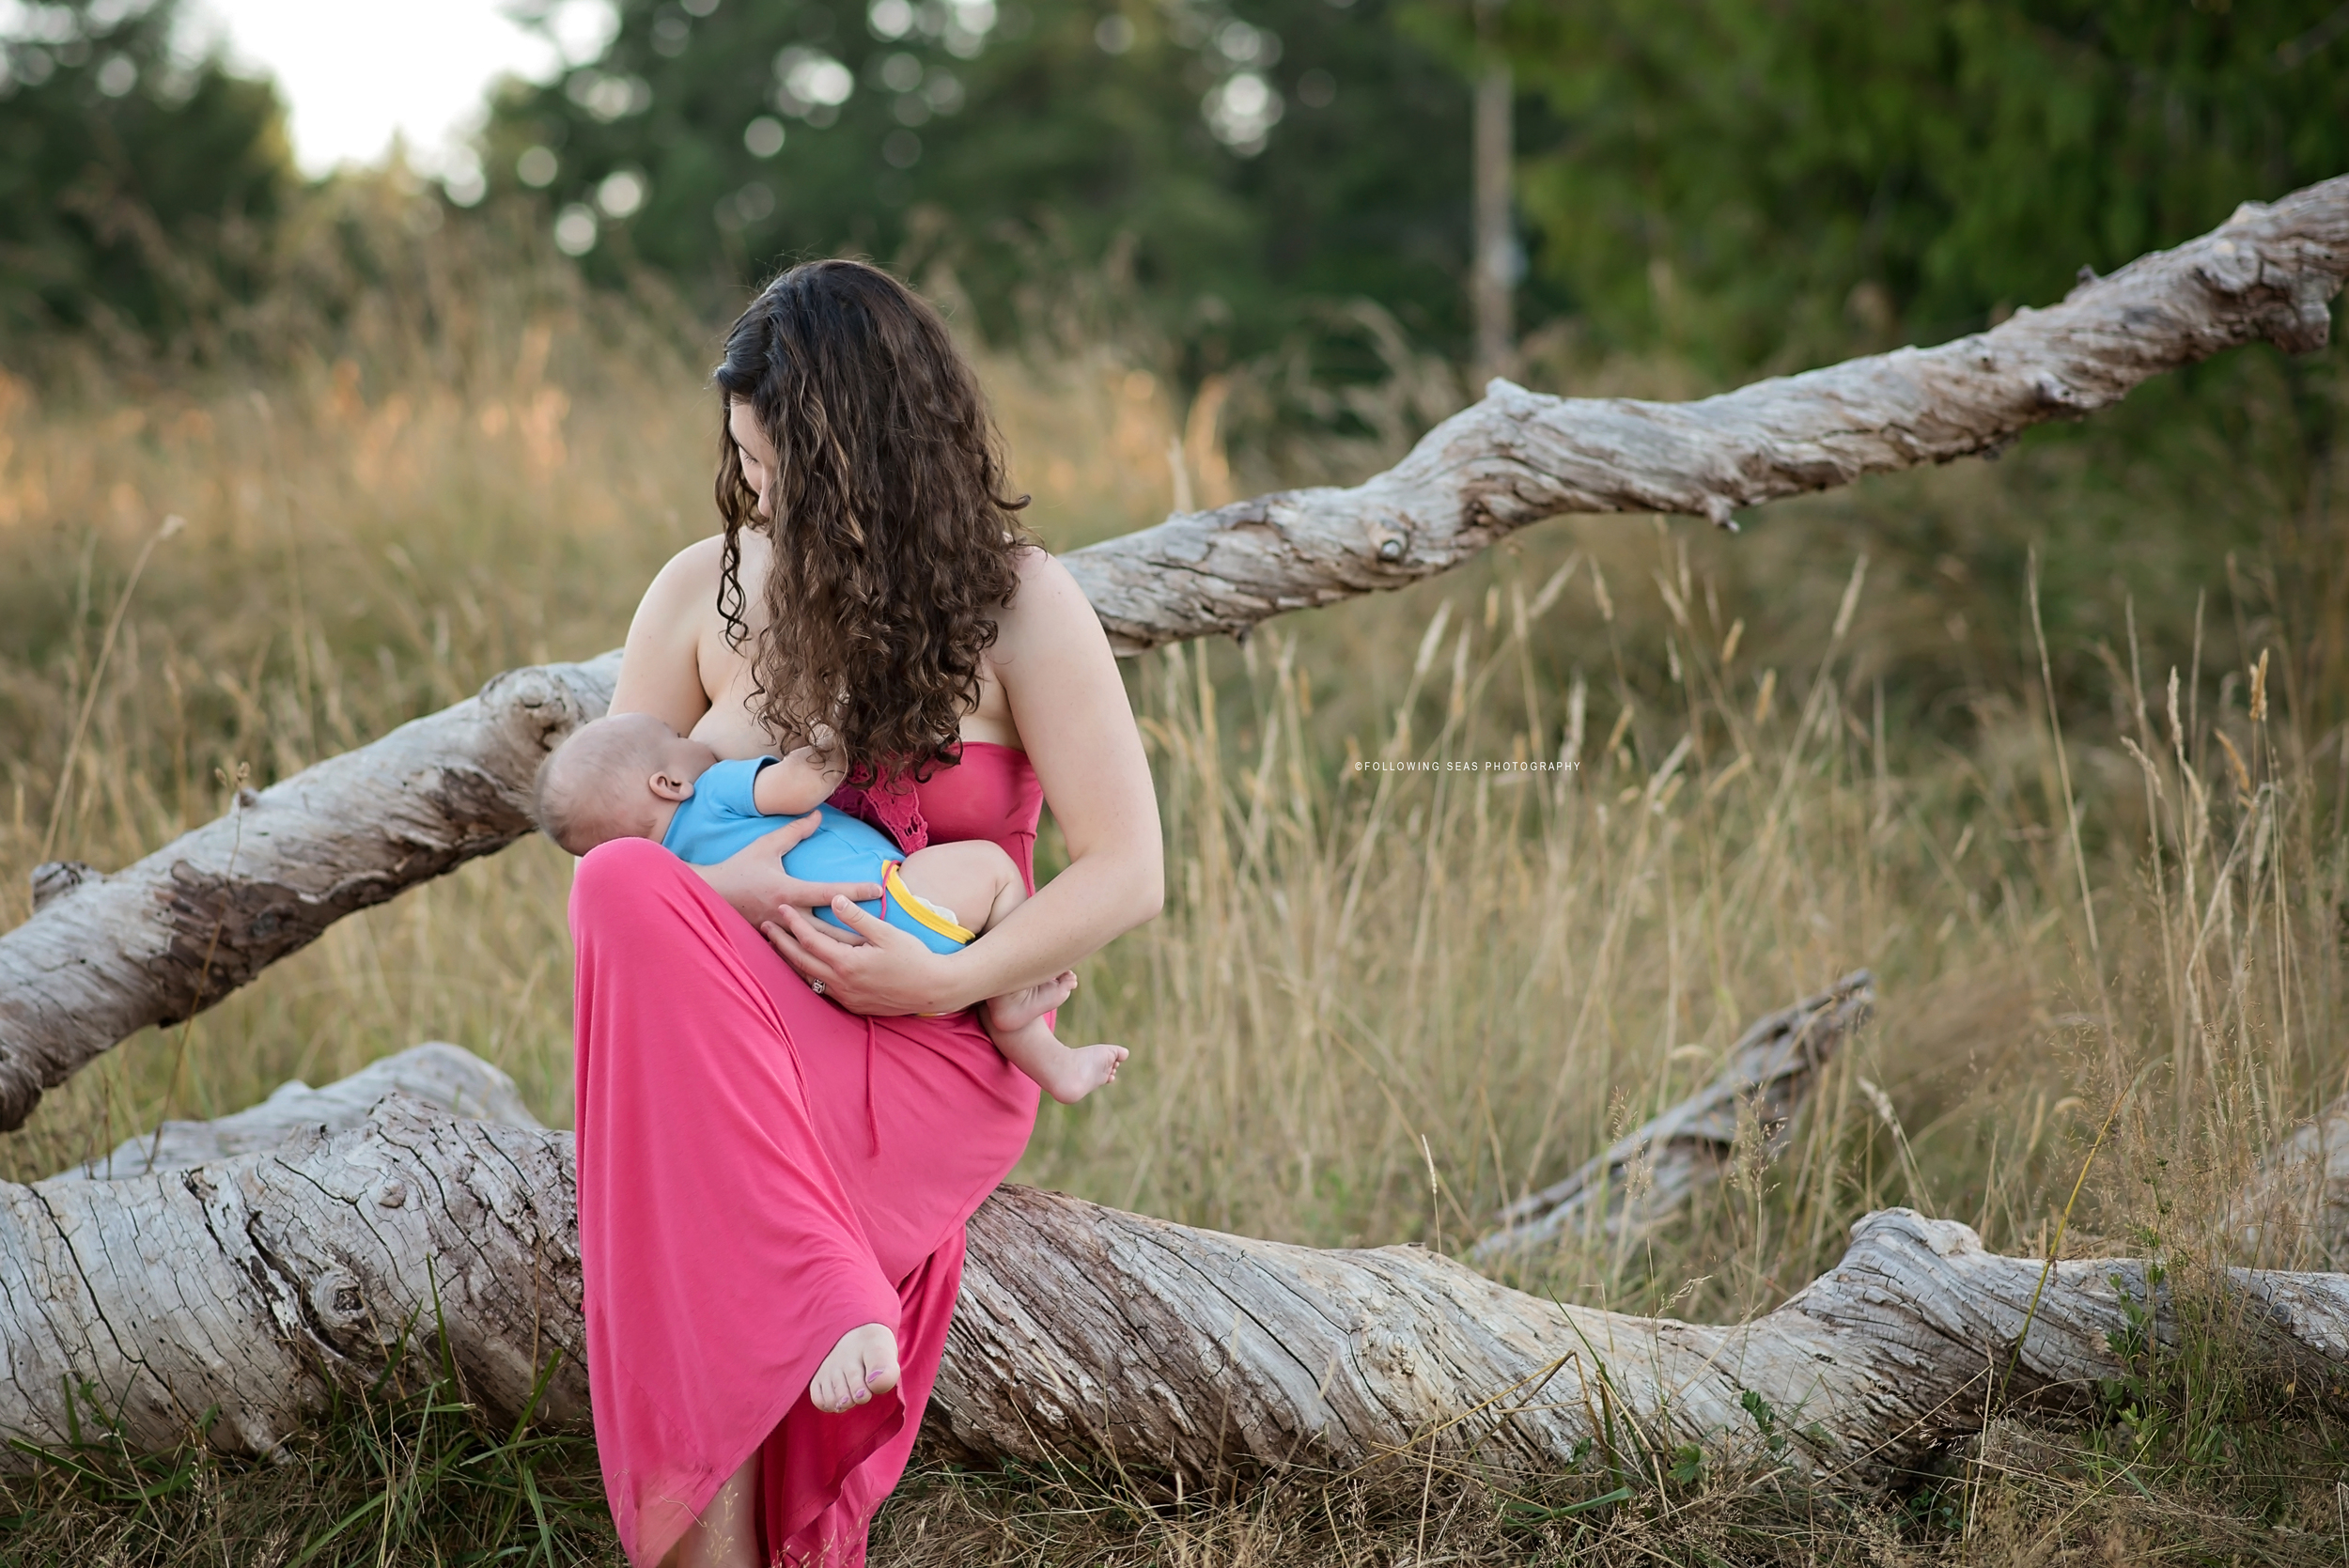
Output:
(8, 1070), (2349, 1489)
(1, 177), (2343, 1129)
(1472, 970), (1871, 1261)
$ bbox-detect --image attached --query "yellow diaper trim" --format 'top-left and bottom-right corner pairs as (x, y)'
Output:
(883, 862), (975, 944)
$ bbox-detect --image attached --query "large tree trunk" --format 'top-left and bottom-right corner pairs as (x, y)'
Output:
(1, 176), (2343, 1130)
(6, 1065), (2347, 1488)
(2, 1099), (584, 1461)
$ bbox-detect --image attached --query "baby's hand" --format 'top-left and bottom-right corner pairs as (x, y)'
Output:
(754, 746), (848, 817)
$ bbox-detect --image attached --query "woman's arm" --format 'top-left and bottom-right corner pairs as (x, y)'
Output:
(608, 536), (723, 734)
(762, 551), (1163, 1015)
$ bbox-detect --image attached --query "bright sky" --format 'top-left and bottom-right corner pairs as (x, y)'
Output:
(188, 0), (616, 178)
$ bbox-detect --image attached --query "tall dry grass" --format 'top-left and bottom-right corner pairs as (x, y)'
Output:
(1, 196), (2346, 1560)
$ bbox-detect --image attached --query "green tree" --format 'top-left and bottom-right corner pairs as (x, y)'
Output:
(481, 0), (1483, 362)
(1500, 0), (2349, 372)
(0, 0), (292, 349)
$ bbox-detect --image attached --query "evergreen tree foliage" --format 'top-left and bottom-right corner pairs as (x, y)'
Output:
(1499, 0), (2349, 373)
(482, 0), (1478, 361)
(0, 0), (291, 348)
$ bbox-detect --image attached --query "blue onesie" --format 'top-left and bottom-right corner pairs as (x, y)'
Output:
(661, 757), (974, 955)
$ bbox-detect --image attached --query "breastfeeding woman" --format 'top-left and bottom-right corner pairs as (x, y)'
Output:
(567, 259), (1161, 1567)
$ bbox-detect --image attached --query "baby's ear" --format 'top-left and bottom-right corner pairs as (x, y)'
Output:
(648, 769), (695, 802)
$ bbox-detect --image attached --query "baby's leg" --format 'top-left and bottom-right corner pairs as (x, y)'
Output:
(892, 842), (1123, 1099)
(892, 842), (1074, 1029)
(890, 840), (1024, 938)
(988, 1016), (1128, 1105)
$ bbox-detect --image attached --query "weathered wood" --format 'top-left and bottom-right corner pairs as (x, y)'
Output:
(1472, 970), (1872, 1261)
(1063, 175), (2349, 652)
(8, 1058), (2349, 1487)
(0, 653), (618, 1131)
(938, 1186), (2349, 1483)
(54, 1041), (539, 1181)
(3, 179), (2341, 1128)
(1, 1097), (584, 1463)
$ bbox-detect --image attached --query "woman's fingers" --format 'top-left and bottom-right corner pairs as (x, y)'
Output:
(770, 905), (848, 966)
(730, 817), (881, 912)
(761, 911), (847, 985)
(823, 893), (900, 945)
(761, 900), (945, 1016)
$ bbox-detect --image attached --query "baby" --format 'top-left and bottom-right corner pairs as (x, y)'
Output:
(535, 712), (1128, 1104)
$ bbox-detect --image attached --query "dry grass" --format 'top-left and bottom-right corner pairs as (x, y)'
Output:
(0, 196), (2345, 1561)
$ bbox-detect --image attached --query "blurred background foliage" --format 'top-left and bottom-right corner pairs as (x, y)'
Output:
(1501, 0), (2349, 369)
(10, 0), (2347, 368)
(0, 0), (288, 349)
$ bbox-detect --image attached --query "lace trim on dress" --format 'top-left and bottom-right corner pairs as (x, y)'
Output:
(825, 771), (930, 856)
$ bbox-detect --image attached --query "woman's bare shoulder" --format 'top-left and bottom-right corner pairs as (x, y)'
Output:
(642, 534), (730, 613)
(632, 532), (764, 644)
(991, 546), (1110, 673)
(1002, 546), (1089, 626)
(613, 536), (740, 725)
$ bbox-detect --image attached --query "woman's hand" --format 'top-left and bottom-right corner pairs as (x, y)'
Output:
(692, 815), (882, 927)
(760, 899), (956, 1017)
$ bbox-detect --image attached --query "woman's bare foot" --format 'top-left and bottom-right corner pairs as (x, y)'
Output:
(1032, 1042), (1128, 1105)
(984, 969), (1078, 1033)
(809, 1324), (899, 1414)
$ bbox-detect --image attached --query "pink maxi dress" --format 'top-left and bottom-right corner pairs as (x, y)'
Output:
(568, 742), (1046, 1567)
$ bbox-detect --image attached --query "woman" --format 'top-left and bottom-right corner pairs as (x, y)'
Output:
(568, 259), (1162, 1568)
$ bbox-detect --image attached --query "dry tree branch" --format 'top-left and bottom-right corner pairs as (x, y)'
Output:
(1063, 175), (2349, 652)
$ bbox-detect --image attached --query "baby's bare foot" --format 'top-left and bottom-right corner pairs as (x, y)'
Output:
(985, 970), (1079, 1034)
(808, 1324), (899, 1414)
(1034, 1043), (1128, 1105)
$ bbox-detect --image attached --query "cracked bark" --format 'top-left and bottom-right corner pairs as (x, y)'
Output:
(0, 1099), (581, 1462)
(2, 177), (2343, 1130)
(7, 1048), (2348, 1489)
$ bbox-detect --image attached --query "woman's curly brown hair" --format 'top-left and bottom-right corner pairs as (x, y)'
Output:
(713, 259), (1033, 782)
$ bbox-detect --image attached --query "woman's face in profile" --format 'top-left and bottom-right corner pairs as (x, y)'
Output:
(727, 397), (778, 522)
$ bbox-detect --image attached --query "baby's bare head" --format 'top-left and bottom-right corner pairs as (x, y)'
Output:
(535, 713), (716, 855)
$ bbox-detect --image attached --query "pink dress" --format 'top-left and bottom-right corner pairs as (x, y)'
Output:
(568, 742), (1045, 1566)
